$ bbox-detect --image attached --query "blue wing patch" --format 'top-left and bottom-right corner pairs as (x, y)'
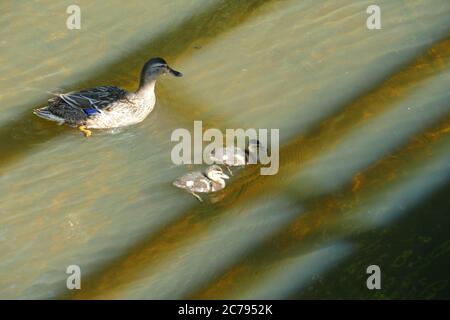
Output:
(83, 108), (99, 116)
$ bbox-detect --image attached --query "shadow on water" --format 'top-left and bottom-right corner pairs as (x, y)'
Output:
(0, 0), (274, 175)
(62, 37), (449, 299)
(188, 117), (450, 299)
(65, 114), (449, 299)
(0, 109), (65, 175)
(293, 178), (450, 299)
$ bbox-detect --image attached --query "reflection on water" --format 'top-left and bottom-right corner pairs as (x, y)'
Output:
(0, 0), (449, 299)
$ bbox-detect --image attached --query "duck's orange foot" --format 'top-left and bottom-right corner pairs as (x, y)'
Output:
(78, 125), (92, 137)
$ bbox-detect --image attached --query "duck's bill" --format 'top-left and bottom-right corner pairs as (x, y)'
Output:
(220, 173), (230, 179)
(169, 67), (183, 77)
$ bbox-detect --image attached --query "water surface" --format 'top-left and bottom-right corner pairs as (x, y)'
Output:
(0, 0), (449, 299)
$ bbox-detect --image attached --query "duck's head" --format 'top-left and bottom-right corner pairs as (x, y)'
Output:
(140, 57), (182, 84)
(206, 165), (229, 182)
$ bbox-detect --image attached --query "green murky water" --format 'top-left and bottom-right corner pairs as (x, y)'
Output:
(0, 0), (449, 299)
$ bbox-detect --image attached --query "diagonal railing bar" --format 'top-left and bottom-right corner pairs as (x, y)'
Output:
(62, 37), (449, 299)
(0, 0), (275, 175)
(188, 115), (450, 299)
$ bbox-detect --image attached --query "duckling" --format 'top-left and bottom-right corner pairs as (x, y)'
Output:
(33, 57), (182, 137)
(208, 139), (262, 175)
(172, 165), (229, 202)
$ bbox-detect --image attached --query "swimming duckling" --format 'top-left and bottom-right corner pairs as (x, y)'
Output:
(208, 139), (262, 175)
(172, 165), (229, 202)
(33, 57), (182, 137)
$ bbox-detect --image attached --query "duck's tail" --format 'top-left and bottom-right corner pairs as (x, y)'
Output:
(33, 107), (65, 124)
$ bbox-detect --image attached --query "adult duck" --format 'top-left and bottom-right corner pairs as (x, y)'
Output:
(34, 57), (182, 137)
